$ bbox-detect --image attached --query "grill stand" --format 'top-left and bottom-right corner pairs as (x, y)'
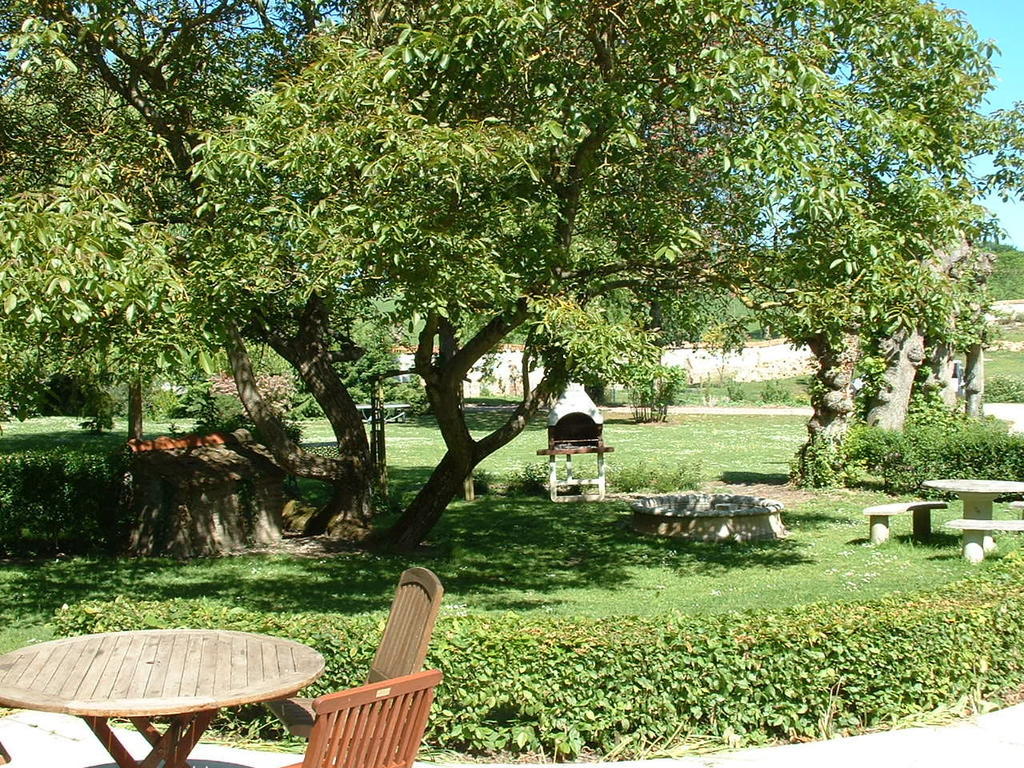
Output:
(536, 446), (614, 502)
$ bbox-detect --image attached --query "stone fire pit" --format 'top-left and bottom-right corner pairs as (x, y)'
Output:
(630, 493), (787, 542)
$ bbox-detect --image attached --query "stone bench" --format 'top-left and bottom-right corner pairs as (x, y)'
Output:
(945, 518), (1024, 562)
(863, 501), (948, 544)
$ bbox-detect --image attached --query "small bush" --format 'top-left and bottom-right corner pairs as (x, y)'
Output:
(52, 554), (1024, 759)
(389, 381), (431, 415)
(624, 365), (687, 423)
(985, 376), (1024, 404)
(759, 380), (790, 404)
(502, 462), (549, 496)
(792, 436), (849, 488)
(145, 385), (184, 421)
(0, 448), (129, 555)
(608, 460), (705, 493)
(725, 381), (746, 402)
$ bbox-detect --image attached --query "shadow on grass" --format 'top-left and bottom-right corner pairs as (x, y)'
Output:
(402, 410), (547, 435)
(0, 464), (818, 627)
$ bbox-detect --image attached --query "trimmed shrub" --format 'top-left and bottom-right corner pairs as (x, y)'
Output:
(846, 416), (1024, 494)
(53, 555), (1024, 759)
(0, 448), (129, 555)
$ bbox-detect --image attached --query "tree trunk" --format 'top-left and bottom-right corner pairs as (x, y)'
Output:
(917, 239), (973, 411)
(963, 249), (994, 419)
(964, 341), (984, 418)
(303, 479), (375, 537)
(865, 327), (925, 430)
(795, 332), (859, 487)
(380, 306), (560, 551)
(923, 341), (959, 409)
(127, 379), (144, 441)
(386, 450), (475, 552)
(227, 319), (374, 534)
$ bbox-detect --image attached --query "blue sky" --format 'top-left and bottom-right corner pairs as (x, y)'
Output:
(942, 0), (1024, 244)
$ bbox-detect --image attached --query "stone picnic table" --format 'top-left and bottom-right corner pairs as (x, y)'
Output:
(0, 629), (324, 768)
(922, 478), (1024, 561)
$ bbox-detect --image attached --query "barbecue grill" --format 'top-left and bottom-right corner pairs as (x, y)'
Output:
(537, 385), (614, 502)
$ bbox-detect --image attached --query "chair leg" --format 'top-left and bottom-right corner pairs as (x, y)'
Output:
(869, 516), (890, 545)
(911, 508), (931, 541)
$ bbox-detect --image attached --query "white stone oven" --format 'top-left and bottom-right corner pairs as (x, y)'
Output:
(537, 384), (614, 502)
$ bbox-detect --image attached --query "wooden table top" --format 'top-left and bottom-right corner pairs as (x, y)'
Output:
(0, 629), (324, 717)
(922, 479), (1024, 495)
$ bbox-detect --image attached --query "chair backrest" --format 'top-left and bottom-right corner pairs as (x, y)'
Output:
(367, 567), (444, 684)
(302, 669), (443, 768)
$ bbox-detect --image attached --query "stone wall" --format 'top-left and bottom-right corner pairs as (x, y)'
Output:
(400, 340), (814, 397)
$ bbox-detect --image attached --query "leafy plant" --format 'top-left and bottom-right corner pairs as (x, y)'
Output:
(608, 460), (705, 493)
(759, 380), (790, 405)
(501, 462), (549, 496)
(53, 553), (1024, 759)
(624, 365), (688, 423)
(725, 381), (747, 402)
(845, 415), (1024, 493)
(0, 447), (129, 555)
(985, 375), (1024, 403)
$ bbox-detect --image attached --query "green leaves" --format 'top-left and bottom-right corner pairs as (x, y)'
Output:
(53, 553), (1024, 758)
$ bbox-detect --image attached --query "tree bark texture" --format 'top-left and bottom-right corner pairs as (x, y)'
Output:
(923, 340), (959, 409)
(382, 306), (561, 551)
(964, 342), (984, 418)
(919, 239), (973, 410)
(865, 327), (925, 430)
(796, 332), (859, 486)
(127, 431), (284, 558)
(128, 379), (144, 441)
(963, 249), (994, 419)
(227, 320), (374, 534)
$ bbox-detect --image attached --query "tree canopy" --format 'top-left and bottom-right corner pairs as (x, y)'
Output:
(0, 0), (1007, 544)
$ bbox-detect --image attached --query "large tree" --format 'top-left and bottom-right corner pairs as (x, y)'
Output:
(0, 0), (1002, 542)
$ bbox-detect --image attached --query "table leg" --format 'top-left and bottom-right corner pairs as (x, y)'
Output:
(83, 717), (143, 768)
(83, 710), (217, 768)
(961, 493), (997, 552)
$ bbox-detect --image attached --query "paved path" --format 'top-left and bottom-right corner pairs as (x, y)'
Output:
(984, 403), (1024, 433)
(2, 702), (1024, 768)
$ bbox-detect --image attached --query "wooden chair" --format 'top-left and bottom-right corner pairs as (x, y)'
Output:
(268, 567), (444, 738)
(280, 670), (442, 768)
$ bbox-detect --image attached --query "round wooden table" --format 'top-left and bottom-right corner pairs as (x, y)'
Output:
(922, 479), (1024, 553)
(0, 629), (324, 768)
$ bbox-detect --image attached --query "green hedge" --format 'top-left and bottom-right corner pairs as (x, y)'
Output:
(0, 448), (128, 555)
(53, 555), (1024, 759)
(846, 417), (1024, 494)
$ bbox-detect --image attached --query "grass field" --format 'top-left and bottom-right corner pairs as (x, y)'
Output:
(1, 412), (1013, 656)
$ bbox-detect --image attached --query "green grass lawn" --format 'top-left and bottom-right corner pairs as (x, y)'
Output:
(984, 348), (1024, 380)
(1, 412), (1012, 656)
